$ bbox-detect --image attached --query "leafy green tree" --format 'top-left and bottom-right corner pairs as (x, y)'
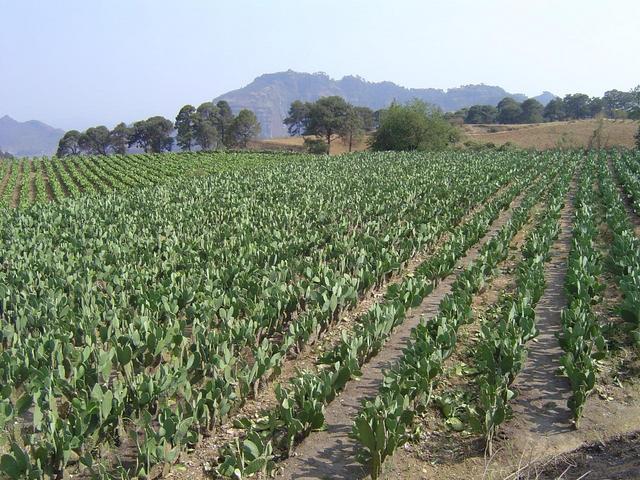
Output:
(340, 107), (365, 152)
(519, 98), (544, 123)
(370, 100), (460, 152)
(56, 130), (82, 157)
(229, 109), (261, 148)
(194, 102), (220, 150)
(128, 116), (174, 153)
(354, 106), (376, 132)
(635, 124), (640, 150)
(563, 93), (591, 119)
(630, 85), (640, 120)
(588, 97), (603, 117)
(496, 97), (523, 124)
(216, 100), (234, 146)
(284, 100), (310, 136)
(305, 96), (351, 153)
(109, 123), (131, 154)
(464, 105), (498, 124)
(175, 105), (196, 151)
(543, 98), (566, 121)
(79, 126), (111, 155)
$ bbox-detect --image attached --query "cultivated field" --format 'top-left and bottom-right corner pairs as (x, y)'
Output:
(0, 150), (639, 480)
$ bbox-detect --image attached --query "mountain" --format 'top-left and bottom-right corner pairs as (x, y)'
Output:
(214, 70), (553, 138)
(532, 91), (557, 106)
(0, 115), (65, 157)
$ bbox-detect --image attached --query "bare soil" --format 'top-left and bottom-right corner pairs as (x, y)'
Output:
(0, 162), (12, 198)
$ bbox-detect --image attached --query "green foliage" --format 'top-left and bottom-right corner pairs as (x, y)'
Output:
(79, 126), (111, 155)
(303, 138), (329, 154)
(56, 130), (82, 157)
(496, 97), (522, 124)
(370, 100), (460, 152)
(229, 109), (261, 148)
(175, 105), (196, 151)
(128, 116), (174, 153)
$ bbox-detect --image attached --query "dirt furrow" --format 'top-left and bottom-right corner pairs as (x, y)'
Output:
(276, 187), (529, 480)
(0, 162), (12, 198)
(499, 177), (577, 463)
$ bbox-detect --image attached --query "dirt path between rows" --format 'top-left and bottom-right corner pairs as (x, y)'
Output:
(496, 176), (577, 464)
(276, 188), (528, 480)
(0, 163), (12, 198)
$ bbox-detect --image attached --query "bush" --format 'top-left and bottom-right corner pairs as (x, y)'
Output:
(304, 138), (329, 154)
(370, 100), (460, 152)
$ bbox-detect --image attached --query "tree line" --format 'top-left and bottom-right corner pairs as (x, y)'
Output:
(452, 87), (640, 125)
(285, 97), (459, 153)
(284, 97), (376, 154)
(56, 101), (260, 157)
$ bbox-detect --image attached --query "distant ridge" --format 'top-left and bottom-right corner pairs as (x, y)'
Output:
(0, 115), (64, 157)
(215, 70), (555, 137)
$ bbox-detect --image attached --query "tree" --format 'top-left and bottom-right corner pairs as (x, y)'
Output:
(128, 116), (174, 153)
(229, 109), (261, 148)
(496, 97), (522, 124)
(563, 93), (591, 119)
(304, 96), (351, 153)
(464, 105), (497, 124)
(543, 98), (566, 121)
(588, 97), (603, 117)
(635, 124), (640, 150)
(284, 100), (310, 136)
(216, 100), (234, 146)
(109, 123), (131, 154)
(340, 107), (365, 152)
(370, 100), (460, 152)
(56, 130), (82, 157)
(79, 126), (111, 155)
(354, 106), (376, 132)
(194, 102), (220, 150)
(175, 105), (196, 151)
(519, 98), (544, 123)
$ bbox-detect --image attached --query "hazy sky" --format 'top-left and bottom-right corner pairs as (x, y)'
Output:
(1, 0), (639, 130)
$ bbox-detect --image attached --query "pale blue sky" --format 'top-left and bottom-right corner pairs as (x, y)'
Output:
(1, 0), (639, 130)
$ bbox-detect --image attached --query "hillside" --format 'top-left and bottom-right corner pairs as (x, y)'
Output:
(215, 70), (555, 138)
(255, 119), (638, 153)
(0, 115), (64, 157)
(464, 119), (638, 149)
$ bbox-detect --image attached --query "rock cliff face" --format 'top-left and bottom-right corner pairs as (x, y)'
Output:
(214, 70), (553, 138)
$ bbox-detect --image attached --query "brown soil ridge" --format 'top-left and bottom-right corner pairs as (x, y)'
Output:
(524, 430), (640, 479)
(0, 163), (12, 198)
(276, 186), (529, 480)
(29, 160), (36, 203)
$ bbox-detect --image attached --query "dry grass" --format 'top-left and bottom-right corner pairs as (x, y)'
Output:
(464, 119), (638, 149)
(251, 119), (638, 155)
(250, 135), (370, 154)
